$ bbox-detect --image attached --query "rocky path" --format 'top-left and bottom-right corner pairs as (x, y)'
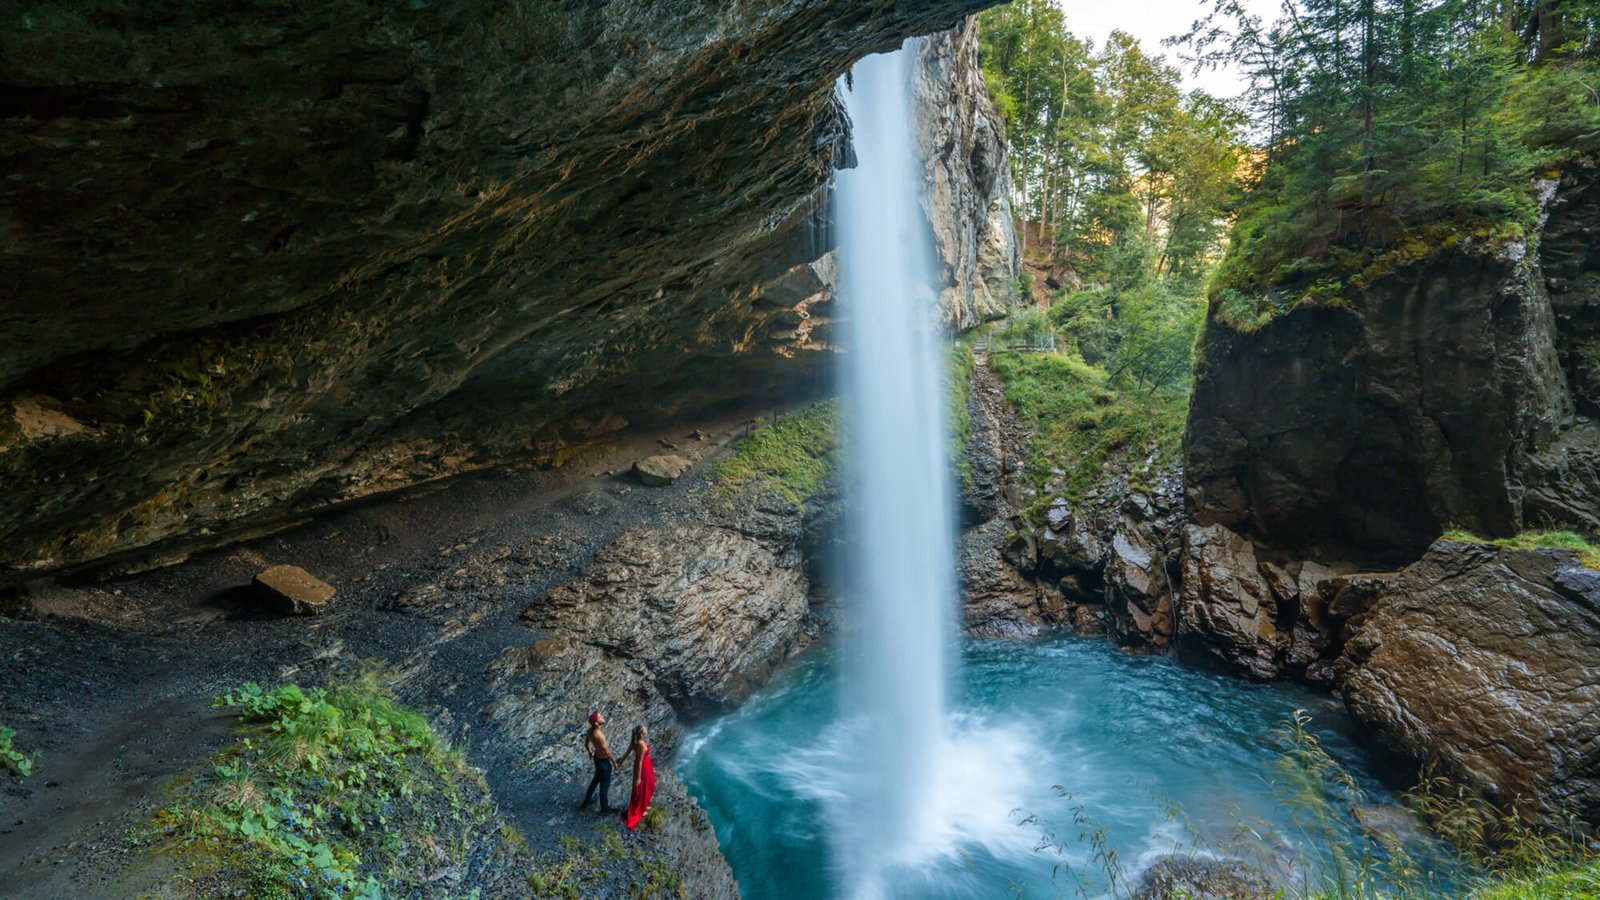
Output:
(0, 399), (816, 898)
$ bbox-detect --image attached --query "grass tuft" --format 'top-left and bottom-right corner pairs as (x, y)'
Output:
(1440, 529), (1600, 570)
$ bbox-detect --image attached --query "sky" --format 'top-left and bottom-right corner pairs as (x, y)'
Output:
(1055, 0), (1285, 99)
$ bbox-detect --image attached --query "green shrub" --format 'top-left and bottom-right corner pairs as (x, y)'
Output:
(0, 724), (37, 777)
(144, 673), (490, 898)
(1469, 861), (1600, 899)
(995, 306), (1053, 347)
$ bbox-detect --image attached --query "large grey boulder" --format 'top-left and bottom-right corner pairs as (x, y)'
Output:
(1339, 539), (1600, 824)
(1133, 857), (1276, 900)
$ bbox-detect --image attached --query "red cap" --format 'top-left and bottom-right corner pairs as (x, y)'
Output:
(589, 711), (600, 725)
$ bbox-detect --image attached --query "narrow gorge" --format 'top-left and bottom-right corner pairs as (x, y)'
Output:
(3, 1), (1599, 899)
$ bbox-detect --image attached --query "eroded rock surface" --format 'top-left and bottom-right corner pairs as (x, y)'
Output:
(0, 0), (1003, 587)
(526, 517), (810, 715)
(1338, 539), (1600, 824)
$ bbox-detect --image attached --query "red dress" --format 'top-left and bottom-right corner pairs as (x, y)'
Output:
(624, 744), (656, 830)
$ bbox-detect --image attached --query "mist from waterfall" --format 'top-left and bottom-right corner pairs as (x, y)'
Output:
(833, 42), (960, 899)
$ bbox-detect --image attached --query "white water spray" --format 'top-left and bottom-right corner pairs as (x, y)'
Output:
(834, 43), (960, 898)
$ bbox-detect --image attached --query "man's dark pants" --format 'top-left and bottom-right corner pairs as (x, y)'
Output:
(582, 758), (614, 812)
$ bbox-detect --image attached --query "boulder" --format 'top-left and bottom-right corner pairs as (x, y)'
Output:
(1133, 856), (1276, 900)
(253, 564), (334, 615)
(1102, 515), (1175, 648)
(1176, 524), (1282, 679)
(1339, 539), (1600, 824)
(633, 454), (693, 487)
(1037, 512), (1107, 581)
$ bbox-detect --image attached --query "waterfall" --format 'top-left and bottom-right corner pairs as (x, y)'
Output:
(833, 42), (959, 898)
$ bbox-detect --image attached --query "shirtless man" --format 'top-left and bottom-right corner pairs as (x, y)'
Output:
(579, 711), (618, 814)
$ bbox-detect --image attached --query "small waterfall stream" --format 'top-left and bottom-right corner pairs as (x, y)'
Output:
(833, 43), (959, 898)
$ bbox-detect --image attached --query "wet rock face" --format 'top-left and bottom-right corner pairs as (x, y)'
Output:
(1186, 167), (1600, 565)
(1169, 523), (1351, 681)
(0, 0), (1000, 586)
(1338, 540), (1600, 825)
(1133, 856), (1277, 900)
(1177, 524), (1281, 678)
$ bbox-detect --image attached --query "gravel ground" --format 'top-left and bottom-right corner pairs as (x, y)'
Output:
(0, 401), (807, 898)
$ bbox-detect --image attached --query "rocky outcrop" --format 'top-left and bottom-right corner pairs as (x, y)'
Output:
(953, 344), (1194, 647)
(1186, 165), (1600, 566)
(957, 360), (1066, 636)
(1169, 523), (1355, 681)
(1133, 857), (1277, 900)
(0, 0), (1004, 587)
(913, 20), (1022, 329)
(1337, 539), (1600, 824)
(526, 513), (811, 716)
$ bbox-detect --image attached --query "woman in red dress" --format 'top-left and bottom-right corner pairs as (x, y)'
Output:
(617, 724), (656, 831)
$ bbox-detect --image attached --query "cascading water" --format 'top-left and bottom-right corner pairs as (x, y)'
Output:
(833, 42), (959, 898)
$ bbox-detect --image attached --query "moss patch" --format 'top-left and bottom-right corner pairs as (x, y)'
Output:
(948, 344), (977, 487)
(139, 673), (493, 898)
(1441, 529), (1600, 570)
(707, 401), (838, 504)
(987, 350), (1187, 516)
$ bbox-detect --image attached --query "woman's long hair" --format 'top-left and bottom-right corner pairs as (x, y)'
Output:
(630, 725), (646, 748)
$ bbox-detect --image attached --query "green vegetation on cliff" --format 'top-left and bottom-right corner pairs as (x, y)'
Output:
(142, 674), (493, 898)
(1441, 528), (1600, 569)
(975, 4), (1235, 495)
(988, 343), (1187, 514)
(708, 401), (839, 504)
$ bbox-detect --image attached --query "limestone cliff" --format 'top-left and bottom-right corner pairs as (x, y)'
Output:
(0, 0), (1010, 587)
(913, 19), (1022, 330)
(1186, 162), (1600, 566)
